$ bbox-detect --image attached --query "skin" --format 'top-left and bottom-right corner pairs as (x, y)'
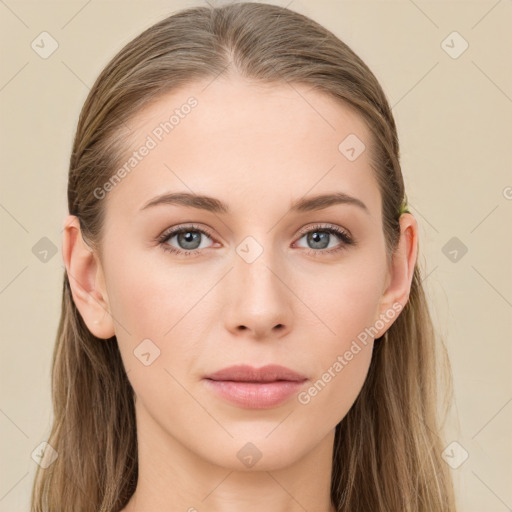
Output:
(62, 75), (418, 512)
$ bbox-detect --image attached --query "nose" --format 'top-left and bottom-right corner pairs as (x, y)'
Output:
(222, 248), (293, 340)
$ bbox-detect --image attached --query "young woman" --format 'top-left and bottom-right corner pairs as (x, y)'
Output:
(31, 2), (457, 511)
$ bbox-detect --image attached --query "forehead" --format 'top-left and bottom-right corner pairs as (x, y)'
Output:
(104, 75), (381, 221)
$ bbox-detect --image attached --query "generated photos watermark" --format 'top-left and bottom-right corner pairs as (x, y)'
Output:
(93, 96), (198, 200)
(297, 301), (403, 405)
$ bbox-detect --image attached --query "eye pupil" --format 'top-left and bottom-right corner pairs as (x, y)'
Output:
(178, 231), (201, 249)
(308, 231), (329, 249)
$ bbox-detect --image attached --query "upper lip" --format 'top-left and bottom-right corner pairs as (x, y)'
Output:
(204, 364), (307, 383)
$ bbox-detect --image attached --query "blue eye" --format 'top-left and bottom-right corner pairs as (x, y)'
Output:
(293, 225), (355, 257)
(157, 223), (355, 257)
(158, 224), (215, 257)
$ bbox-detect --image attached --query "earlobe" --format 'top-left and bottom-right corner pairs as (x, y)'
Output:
(61, 214), (115, 340)
(376, 213), (419, 336)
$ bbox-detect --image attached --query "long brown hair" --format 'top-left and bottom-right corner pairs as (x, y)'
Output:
(31, 2), (457, 510)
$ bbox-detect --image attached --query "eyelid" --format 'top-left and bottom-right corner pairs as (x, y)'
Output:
(157, 223), (215, 241)
(295, 222), (352, 240)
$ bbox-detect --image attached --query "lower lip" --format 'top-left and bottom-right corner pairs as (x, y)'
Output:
(203, 379), (307, 409)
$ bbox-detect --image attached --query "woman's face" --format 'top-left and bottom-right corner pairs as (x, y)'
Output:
(75, 76), (414, 471)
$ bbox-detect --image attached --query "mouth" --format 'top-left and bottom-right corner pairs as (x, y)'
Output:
(203, 364), (308, 409)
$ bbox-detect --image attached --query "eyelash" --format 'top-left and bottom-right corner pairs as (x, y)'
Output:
(156, 223), (355, 258)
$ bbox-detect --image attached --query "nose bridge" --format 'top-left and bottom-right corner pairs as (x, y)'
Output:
(234, 235), (284, 304)
(237, 246), (278, 295)
(223, 232), (293, 336)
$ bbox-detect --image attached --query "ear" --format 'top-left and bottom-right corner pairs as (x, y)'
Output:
(376, 212), (419, 337)
(61, 214), (115, 339)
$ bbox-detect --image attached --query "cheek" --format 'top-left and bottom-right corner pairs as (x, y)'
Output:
(104, 248), (205, 339)
(106, 269), (163, 337)
(103, 257), (199, 409)
(103, 250), (211, 378)
(300, 256), (386, 347)
(298, 339), (374, 430)
(298, 273), (379, 424)
(293, 254), (384, 419)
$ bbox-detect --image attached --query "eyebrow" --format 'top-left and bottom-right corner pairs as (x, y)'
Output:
(140, 191), (369, 215)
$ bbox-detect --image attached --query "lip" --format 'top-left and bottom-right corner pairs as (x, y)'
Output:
(203, 364), (308, 409)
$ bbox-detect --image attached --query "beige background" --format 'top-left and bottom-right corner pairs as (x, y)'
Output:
(1, 0), (511, 510)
